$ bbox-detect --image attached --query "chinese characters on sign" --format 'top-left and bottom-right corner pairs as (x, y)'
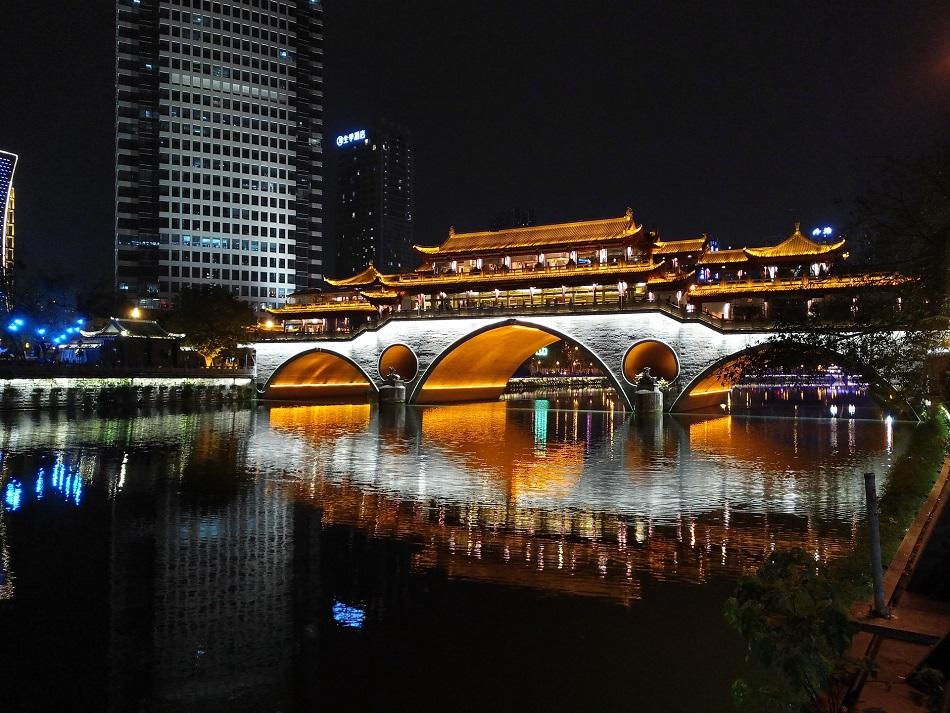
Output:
(336, 130), (367, 147)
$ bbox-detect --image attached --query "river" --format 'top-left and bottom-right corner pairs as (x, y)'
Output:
(0, 398), (911, 712)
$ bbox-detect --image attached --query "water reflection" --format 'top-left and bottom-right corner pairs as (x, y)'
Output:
(0, 404), (912, 712)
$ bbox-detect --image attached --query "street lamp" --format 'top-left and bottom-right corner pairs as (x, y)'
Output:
(130, 307), (141, 319)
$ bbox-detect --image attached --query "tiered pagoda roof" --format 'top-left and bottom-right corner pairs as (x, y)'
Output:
(743, 223), (845, 261)
(413, 209), (643, 257)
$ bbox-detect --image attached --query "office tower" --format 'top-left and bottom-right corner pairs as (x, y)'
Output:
(115, 0), (325, 311)
(0, 151), (17, 311)
(334, 121), (412, 276)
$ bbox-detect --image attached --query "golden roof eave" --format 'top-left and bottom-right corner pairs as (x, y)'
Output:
(689, 273), (910, 300)
(652, 237), (708, 255)
(696, 249), (750, 266)
(413, 211), (642, 257)
(267, 302), (378, 316)
(325, 263), (383, 287)
(742, 225), (846, 260)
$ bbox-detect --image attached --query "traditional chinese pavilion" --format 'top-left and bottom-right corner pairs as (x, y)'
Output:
(268, 210), (903, 333)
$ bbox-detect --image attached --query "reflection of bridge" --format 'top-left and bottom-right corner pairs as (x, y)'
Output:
(256, 403), (888, 603)
(250, 307), (897, 411)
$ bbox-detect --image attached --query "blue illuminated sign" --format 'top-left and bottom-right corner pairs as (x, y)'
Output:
(336, 129), (367, 147)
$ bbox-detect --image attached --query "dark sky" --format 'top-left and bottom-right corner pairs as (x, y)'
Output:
(2, 1), (949, 291)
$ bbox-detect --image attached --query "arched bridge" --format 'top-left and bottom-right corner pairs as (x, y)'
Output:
(249, 309), (856, 412)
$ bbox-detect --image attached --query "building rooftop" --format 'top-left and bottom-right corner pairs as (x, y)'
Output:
(413, 209), (641, 257)
(743, 223), (845, 260)
(80, 318), (182, 340)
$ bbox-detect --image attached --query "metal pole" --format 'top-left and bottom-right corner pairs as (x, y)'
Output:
(864, 472), (890, 618)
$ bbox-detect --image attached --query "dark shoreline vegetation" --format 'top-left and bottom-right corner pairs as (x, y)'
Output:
(725, 407), (950, 711)
(829, 407), (950, 604)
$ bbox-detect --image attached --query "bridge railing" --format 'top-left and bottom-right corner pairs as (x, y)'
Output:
(247, 301), (784, 342)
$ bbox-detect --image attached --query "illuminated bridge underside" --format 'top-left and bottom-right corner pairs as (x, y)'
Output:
(416, 325), (560, 403)
(264, 349), (375, 400)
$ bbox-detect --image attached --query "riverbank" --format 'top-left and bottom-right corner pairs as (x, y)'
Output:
(844, 409), (950, 711)
(828, 408), (950, 605)
(0, 374), (254, 411)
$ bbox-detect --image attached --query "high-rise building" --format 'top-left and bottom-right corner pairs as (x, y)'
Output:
(115, 0), (325, 311)
(0, 151), (17, 311)
(334, 121), (412, 277)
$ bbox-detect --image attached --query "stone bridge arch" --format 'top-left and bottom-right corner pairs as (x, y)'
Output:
(670, 339), (913, 416)
(262, 347), (378, 401)
(409, 318), (632, 407)
(251, 310), (785, 409)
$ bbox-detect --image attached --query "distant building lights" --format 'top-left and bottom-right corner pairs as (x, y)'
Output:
(332, 601), (365, 628)
(36, 328), (47, 336)
(6, 323), (18, 332)
(13, 318), (24, 326)
(130, 307), (141, 319)
(76, 319), (85, 326)
(812, 226), (835, 238)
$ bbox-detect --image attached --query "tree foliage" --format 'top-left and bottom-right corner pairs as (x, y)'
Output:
(739, 145), (950, 403)
(724, 549), (855, 713)
(162, 286), (255, 365)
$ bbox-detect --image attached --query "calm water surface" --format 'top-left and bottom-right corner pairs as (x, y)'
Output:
(0, 398), (912, 712)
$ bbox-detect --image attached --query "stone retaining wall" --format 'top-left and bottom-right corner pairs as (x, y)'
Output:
(0, 377), (255, 411)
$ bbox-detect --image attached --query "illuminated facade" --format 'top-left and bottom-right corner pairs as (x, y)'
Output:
(269, 209), (898, 334)
(334, 121), (413, 276)
(0, 151), (16, 311)
(115, 0), (325, 311)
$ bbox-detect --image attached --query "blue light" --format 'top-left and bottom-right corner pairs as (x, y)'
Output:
(812, 228), (821, 237)
(822, 226), (834, 236)
(36, 328), (47, 336)
(6, 323), (18, 332)
(332, 601), (365, 628)
(13, 318), (24, 326)
(75, 319), (85, 326)
(4, 480), (22, 512)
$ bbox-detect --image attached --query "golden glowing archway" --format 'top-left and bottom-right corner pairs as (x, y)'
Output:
(378, 343), (418, 381)
(264, 348), (376, 400)
(622, 339), (679, 383)
(670, 341), (910, 415)
(412, 319), (630, 406)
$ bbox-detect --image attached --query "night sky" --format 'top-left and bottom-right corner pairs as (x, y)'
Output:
(2, 1), (949, 293)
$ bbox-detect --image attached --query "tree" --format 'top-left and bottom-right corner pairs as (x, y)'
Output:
(162, 286), (255, 366)
(724, 549), (856, 713)
(738, 145), (950, 403)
